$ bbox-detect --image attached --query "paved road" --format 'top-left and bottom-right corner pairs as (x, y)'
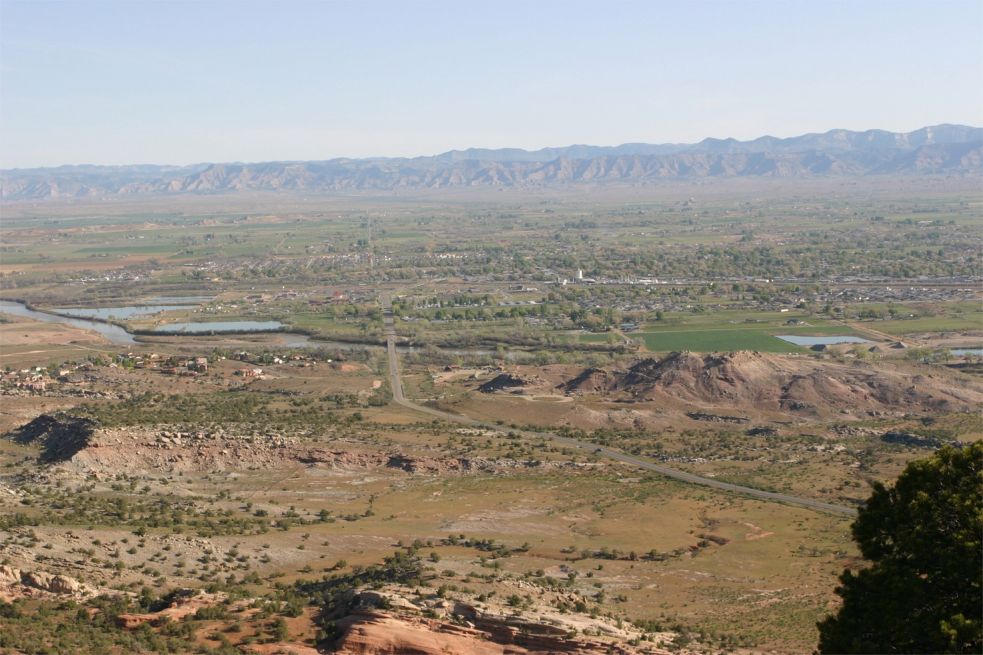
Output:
(382, 301), (857, 518)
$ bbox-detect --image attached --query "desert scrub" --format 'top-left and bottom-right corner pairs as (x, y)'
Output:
(0, 595), (202, 655)
(8, 486), (333, 537)
(74, 391), (352, 429)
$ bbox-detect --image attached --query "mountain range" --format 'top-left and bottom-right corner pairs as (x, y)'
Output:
(2, 124), (980, 200)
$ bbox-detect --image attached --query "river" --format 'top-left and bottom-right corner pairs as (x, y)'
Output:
(0, 300), (515, 358)
(0, 300), (138, 345)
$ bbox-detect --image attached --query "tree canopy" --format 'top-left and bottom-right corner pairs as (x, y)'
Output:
(817, 441), (982, 654)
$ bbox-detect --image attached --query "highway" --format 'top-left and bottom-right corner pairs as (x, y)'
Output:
(382, 301), (858, 518)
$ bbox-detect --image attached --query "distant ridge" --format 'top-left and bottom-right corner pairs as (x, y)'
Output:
(434, 124), (983, 162)
(3, 124), (980, 200)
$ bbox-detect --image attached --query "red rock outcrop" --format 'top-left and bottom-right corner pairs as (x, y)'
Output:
(332, 609), (664, 655)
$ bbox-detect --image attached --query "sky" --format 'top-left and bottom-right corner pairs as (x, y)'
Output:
(1, 0), (981, 168)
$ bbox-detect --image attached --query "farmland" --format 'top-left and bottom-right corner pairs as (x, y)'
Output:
(626, 310), (865, 353)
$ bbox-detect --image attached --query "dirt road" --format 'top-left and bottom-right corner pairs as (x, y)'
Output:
(382, 300), (857, 517)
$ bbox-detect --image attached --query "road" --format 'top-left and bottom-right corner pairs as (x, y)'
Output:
(382, 300), (857, 517)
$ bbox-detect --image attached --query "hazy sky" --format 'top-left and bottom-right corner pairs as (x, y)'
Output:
(1, 0), (981, 168)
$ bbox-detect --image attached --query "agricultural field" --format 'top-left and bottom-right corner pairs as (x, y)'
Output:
(627, 310), (863, 353)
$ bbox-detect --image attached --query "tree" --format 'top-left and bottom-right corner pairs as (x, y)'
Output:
(271, 617), (289, 641)
(817, 442), (982, 654)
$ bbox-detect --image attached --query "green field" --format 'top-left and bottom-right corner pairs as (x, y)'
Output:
(637, 328), (804, 353)
(873, 313), (983, 335)
(627, 310), (867, 353)
(77, 244), (179, 254)
(578, 331), (621, 344)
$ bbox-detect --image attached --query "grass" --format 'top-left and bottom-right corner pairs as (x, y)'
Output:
(283, 312), (383, 340)
(579, 332), (621, 344)
(872, 313), (983, 335)
(638, 329), (803, 353)
(76, 244), (179, 254)
(629, 311), (866, 353)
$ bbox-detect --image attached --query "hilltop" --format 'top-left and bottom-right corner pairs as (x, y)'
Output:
(477, 351), (983, 421)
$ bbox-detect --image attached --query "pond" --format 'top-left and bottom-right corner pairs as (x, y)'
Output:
(951, 348), (983, 357)
(775, 335), (873, 346)
(53, 305), (192, 320)
(1, 302), (288, 344)
(0, 300), (137, 345)
(151, 320), (286, 334)
(1, 300), (516, 357)
(144, 295), (215, 304)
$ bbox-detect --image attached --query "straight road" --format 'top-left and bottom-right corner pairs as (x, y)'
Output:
(382, 300), (857, 517)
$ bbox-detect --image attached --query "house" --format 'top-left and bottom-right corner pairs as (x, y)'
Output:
(12, 372), (49, 392)
(22, 379), (46, 392)
(236, 367), (263, 378)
